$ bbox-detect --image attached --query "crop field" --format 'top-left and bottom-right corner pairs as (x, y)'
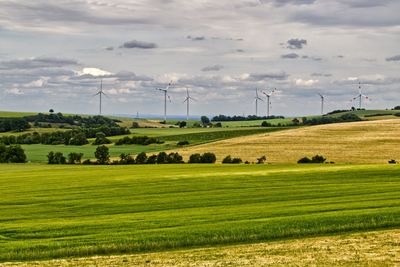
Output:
(1, 164), (399, 262)
(176, 119), (400, 164)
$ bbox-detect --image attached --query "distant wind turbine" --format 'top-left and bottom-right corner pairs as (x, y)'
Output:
(351, 82), (369, 109)
(183, 88), (196, 121)
(262, 89), (275, 117)
(156, 81), (173, 121)
(254, 89), (264, 116)
(318, 93), (325, 115)
(94, 79), (108, 115)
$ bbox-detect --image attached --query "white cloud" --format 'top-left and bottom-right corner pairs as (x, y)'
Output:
(295, 79), (319, 86)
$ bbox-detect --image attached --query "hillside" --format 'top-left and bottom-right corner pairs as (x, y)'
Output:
(175, 119), (400, 164)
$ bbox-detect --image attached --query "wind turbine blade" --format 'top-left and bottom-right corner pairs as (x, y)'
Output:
(168, 95), (171, 102)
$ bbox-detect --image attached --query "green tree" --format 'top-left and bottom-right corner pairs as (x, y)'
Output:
(201, 152), (216, 163)
(93, 132), (111, 145)
(68, 152), (83, 164)
(157, 152), (168, 164)
(95, 145), (110, 164)
(201, 116), (210, 126)
(188, 153), (202, 163)
(135, 152), (147, 164)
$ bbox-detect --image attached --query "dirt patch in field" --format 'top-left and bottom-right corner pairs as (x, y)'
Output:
(2, 229), (399, 266)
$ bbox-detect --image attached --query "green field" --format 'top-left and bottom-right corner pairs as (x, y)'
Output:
(19, 127), (284, 163)
(1, 164), (399, 262)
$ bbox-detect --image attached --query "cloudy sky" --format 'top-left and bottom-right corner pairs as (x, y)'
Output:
(0, 0), (399, 117)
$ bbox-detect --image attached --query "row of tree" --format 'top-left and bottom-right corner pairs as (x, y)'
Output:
(24, 113), (121, 128)
(0, 118), (31, 133)
(115, 136), (163, 146)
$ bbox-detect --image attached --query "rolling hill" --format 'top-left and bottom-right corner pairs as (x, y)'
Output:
(175, 119), (400, 164)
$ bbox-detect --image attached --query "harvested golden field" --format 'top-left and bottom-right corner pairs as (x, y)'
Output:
(2, 229), (399, 267)
(176, 119), (400, 164)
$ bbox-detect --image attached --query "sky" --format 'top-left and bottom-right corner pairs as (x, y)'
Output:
(0, 0), (399, 117)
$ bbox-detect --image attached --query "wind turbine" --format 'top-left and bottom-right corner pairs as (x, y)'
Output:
(262, 89), (275, 117)
(156, 81), (173, 122)
(254, 89), (264, 116)
(94, 79), (107, 115)
(318, 94), (325, 115)
(183, 88), (196, 121)
(351, 82), (369, 109)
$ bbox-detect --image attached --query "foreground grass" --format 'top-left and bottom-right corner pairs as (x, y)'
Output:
(1, 229), (398, 266)
(0, 164), (399, 262)
(176, 119), (400, 164)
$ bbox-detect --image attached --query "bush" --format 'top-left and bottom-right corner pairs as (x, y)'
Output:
(68, 152), (83, 164)
(231, 157), (243, 164)
(298, 155), (327, 164)
(82, 159), (92, 165)
(93, 132), (111, 145)
(147, 155), (157, 164)
(298, 157), (312, 164)
(261, 121), (271, 127)
(47, 151), (66, 164)
(177, 140), (190, 146)
(214, 122), (222, 128)
(68, 132), (89, 146)
(95, 145), (110, 164)
(178, 121), (187, 128)
(131, 122), (140, 128)
(115, 136), (162, 146)
(201, 152), (217, 163)
(257, 156), (267, 164)
(0, 144), (27, 163)
(119, 153), (135, 165)
(156, 152), (168, 164)
(135, 152), (148, 164)
(388, 159), (398, 164)
(188, 153), (202, 163)
(222, 155), (232, 164)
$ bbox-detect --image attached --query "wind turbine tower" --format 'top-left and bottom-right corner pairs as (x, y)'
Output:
(318, 94), (325, 115)
(94, 79), (107, 115)
(254, 89), (263, 116)
(156, 81), (172, 121)
(183, 88), (196, 121)
(262, 89), (275, 117)
(352, 82), (369, 109)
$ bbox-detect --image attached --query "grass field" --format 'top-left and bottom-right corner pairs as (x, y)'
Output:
(176, 119), (400, 164)
(2, 229), (398, 266)
(19, 127), (284, 163)
(1, 164), (399, 262)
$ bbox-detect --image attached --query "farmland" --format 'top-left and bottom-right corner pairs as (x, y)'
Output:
(176, 119), (400, 164)
(1, 164), (399, 262)
(14, 127), (283, 163)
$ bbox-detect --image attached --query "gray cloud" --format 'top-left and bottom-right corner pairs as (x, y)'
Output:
(311, 73), (332, 77)
(201, 65), (224, 72)
(287, 38), (307, 49)
(281, 53), (299, 59)
(247, 72), (289, 81)
(187, 36), (206, 41)
(0, 57), (79, 70)
(386, 55), (400, 62)
(120, 40), (157, 49)
(261, 0), (316, 6)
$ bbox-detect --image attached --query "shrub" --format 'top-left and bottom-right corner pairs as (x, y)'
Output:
(131, 122), (140, 128)
(135, 152), (147, 164)
(177, 140), (190, 146)
(95, 145), (110, 165)
(69, 132), (89, 146)
(298, 155), (327, 164)
(82, 159), (92, 165)
(311, 155), (326, 163)
(388, 159), (398, 164)
(201, 152), (217, 163)
(146, 155), (158, 164)
(261, 121), (271, 127)
(93, 132), (111, 145)
(47, 151), (66, 164)
(257, 156), (267, 164)
(68, 152), (83, 164)
(156, 152), (168, 164)
(214, 122), (222, 128)
(119, 153), (135, 165)
(188, 153), (202, 163)
(167, 152), (184, 164)
(178, 121), (187, 128)
(0, 144), (27, 163)
(222, 155), (232, 164)
(231, 157), (243, 164)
